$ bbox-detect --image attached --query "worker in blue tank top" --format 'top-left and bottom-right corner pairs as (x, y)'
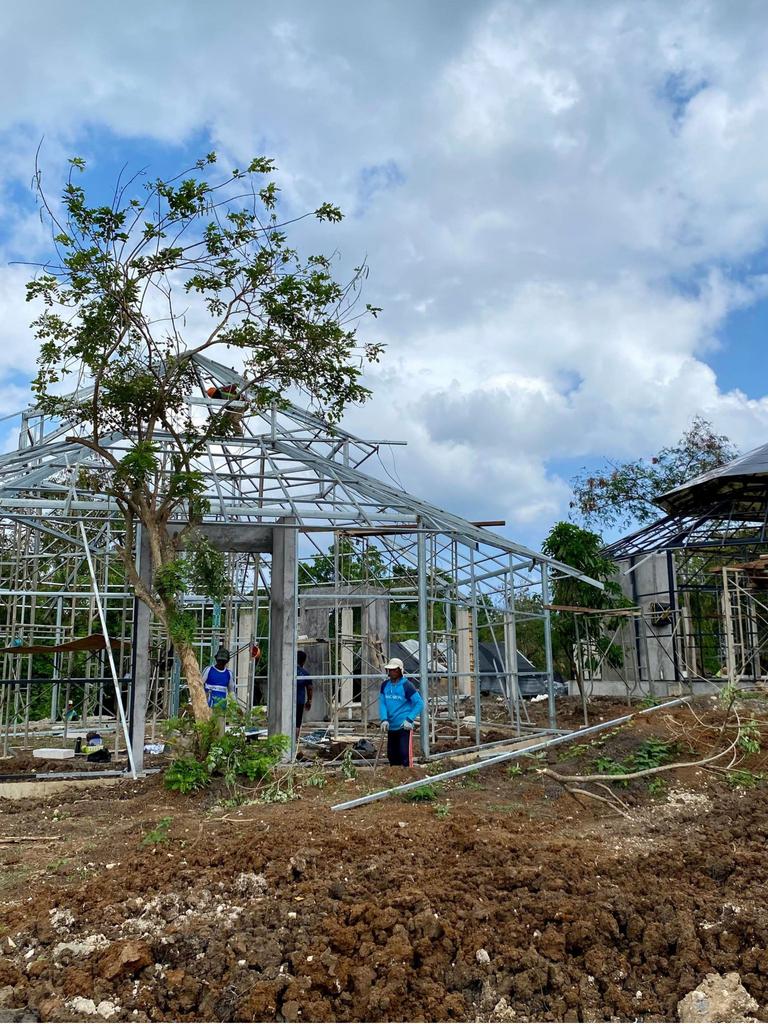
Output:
(379, 657), (424, 767)
(202, 647), (234, 708)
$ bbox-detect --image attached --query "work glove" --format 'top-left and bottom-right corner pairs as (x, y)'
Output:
(402, 720), (414, 731)
(380, 720), (389, 732)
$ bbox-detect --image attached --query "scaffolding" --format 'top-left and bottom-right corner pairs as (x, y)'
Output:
(0, 354), (605, 771)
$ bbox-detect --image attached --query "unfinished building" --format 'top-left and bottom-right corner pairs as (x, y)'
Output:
(570, 444), (768, 701)
(0, 356), (601, 775)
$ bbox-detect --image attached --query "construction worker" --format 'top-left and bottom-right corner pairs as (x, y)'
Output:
(202, 647), (234, 708)
(379, 657), (424, 767)
(296, 650), (313, 742)
(206, 383), (244, 435)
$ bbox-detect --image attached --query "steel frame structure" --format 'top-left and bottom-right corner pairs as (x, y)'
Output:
(0, 355), (603, 766)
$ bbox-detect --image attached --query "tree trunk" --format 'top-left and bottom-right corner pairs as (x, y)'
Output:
(176, 640), (211, 722)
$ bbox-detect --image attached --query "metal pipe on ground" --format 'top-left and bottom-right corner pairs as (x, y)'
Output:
(331, 694), (696, 812)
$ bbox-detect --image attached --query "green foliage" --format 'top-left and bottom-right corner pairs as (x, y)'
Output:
(647, 777), (668, 798)
(304, 765), (327, 789)
(458, 775), (481, 790)
(164, 757), (210, 794)
(401, 783), (441, 802)
(27, 153), (383, 680)
(725, 769), (763, 790)
(593, 736), (680, 787)
(259, 773), (297, 803)
(541, 521), (629, 678)
(30, 152), (382, 433)
(340, 748), (357, 781)
(570, 417), (738, 531)
(434, 801), (451, 820)
(506, 762), (524, 777)
(141, 816), (173, 845)
(165, 701), (288, 795)
(738, 716), (762, 756)
(206, 732), (288, 791)
(630, 738), (679, 771)
(186, 535), (228, 603)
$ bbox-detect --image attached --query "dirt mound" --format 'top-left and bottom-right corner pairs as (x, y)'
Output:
(2, 702), (768, 1021)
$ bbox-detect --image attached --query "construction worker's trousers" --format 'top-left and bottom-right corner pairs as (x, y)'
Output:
(387, 727), (414, 767)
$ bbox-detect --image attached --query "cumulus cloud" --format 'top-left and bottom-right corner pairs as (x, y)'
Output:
(1, 0), (768, 540)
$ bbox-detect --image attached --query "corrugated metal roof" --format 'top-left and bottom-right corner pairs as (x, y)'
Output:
(657, 441), (768, 516)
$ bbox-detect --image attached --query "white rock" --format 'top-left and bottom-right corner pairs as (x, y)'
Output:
(476, 948), (491, 965)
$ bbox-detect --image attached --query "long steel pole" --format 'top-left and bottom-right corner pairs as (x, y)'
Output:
(541, 564), (556, 731)
(417, 526), (430, 758)
(79, 522), (137, 779)
(331, 693), (696, 812)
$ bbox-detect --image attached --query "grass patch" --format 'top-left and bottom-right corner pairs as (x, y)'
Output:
(401, 783), (441, 803)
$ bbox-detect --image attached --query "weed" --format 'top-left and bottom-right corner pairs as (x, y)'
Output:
(165, 756), (210, 794)
(647, 777), (667, 798)
(46, 857), (70, 872)
(142, 816), (172, 846)
(506, 762), (524, 778)
(401, 783), (440, 803)
(458, 775), (481, 790)
(558, 743), (593, 761)
(434, 801), (451, 820)
(631, 738), (678, 771)
(738, 717), (762, 756)
(726, 769), (763, 790)
(340, 749), (357, 781)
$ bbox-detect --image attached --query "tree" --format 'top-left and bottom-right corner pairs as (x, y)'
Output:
(570, 417), (738, 532)
(26, 153), (382, 721)
(541, 521), (627, 679)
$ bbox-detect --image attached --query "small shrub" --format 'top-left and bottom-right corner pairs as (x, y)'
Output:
(340, 748), (357, 781)
(165, 756), (210, 794)
(142, 816), (172, 846)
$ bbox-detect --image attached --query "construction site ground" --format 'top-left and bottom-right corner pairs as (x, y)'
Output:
(2, 695), (768, 1023)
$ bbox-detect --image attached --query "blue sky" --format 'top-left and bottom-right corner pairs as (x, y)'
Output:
(1, 0), (768, 551)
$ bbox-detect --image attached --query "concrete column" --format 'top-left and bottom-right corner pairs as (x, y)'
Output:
(340, 606), (354, 716)
(362, 598), (388, 725)
(130, 528), (153, 775)
(503, 558), (521, 729)
(299, 604), (331, 722)
(456, 607), (472, 697)
(236, 610), (253, 707)
(268, 519), (298, 752)
(541, 564), (556, 731)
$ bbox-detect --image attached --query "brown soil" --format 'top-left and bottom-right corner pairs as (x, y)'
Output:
(1, 697), (768, 1022)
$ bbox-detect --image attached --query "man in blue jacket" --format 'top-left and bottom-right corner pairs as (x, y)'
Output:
(379, 657), (424, 767)
(202, 647), (234, 708)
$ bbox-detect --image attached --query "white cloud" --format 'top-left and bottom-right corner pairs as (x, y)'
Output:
(1, 0), (768, 538)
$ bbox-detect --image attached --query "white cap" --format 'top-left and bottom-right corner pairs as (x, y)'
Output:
(384, 657), (404, 672)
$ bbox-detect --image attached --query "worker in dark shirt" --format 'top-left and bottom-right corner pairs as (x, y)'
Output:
(296, 650), (313, 743)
